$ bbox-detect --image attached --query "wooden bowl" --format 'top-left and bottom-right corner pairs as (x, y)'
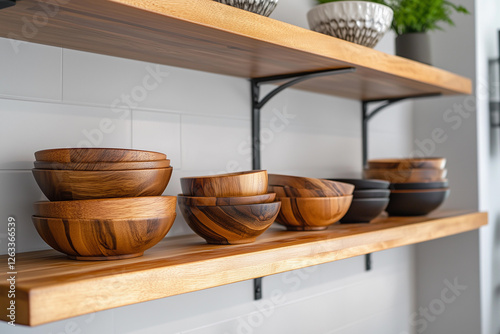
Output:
(326, 178), (390, 190)
(386, 189), (450, 216)
(363, 168), (447, 183)
(178, 201), (281, 244)
(276, 196), (353, 231)
(32, 215), (175, 260)
(35, 148), (166, 163)
(352, 189), (390, 199)
(178, 193), (276, 207)
(268, 185), (343, 197)
(32, 167), (172, 201)
(34, 196), (177, 219)
(33, 159), (170, 171)
(180, 170), (268, 197)
(340, 198), (389, 223)
(268, 174), (354, 195)
(389, 180), (449, 190)
(367, 157), (446, 170)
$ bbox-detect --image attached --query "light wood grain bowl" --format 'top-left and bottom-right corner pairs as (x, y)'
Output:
(34, 196), (177, 219)
(367, 157), (446, 170)
(268, 185), (341, 197)
(33, 159), (170, 171)
(32, 215), (175, 260)
(363, 168), (447, 183)
(32, 167), (172, 201)
(268, 174), (354, 196)
(276, 196), (353, 231)
(35, 148), (166, 163)
(178, 193), (276, 206)
(178, 201), (281, 244)
(181, 170), (268, 197)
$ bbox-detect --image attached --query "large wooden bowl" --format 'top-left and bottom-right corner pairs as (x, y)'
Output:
(268, 174), (354, 195)
(180, 170), (268, 197)
(178, 201), (281, 244)
(32, 167), (172, 201)
(178, 193), (276, 207)
(33, 159), (170, 171)
(35, 148), (166, 163)
(367, 157), (446, 170)
(268, 185), (341, 197)
(276, 196), (353, 231)
(34, 196), (177, 219)
(32, 215), (175, 260)
(363, 168), (447, 183)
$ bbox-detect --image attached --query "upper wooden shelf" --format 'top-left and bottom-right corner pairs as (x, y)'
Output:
(0, 211), (486, 326)
(0, 0), (471, 100)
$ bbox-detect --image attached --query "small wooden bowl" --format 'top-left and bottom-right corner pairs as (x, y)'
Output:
(367, 157), (446, 170)
(363, 168), (447, 183)
(32, 215), (175, 260)
(32, 167), (172, 201)
(276, 196), (353, 231)
(34, 196), (177, 219)
(268, 174), (354, 196)
(268, 185), (341, 197)
(181, 170), (268, 197)
(35, 148), (166, 163)
(33, 159), (170, 171)
(178, 201), (281, 244)
(178, 193), (276, 207)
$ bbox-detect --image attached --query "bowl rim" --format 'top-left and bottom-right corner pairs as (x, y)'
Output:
(181, 170), (267, 180)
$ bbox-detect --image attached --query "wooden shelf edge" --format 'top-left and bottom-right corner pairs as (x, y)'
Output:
(0, 210), (487, 326)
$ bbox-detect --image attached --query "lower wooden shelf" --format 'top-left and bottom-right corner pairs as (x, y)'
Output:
(0, 210), (487, 326)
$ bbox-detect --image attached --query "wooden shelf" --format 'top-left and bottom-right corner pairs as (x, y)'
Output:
(0, 0), (471, 100)
(0, 211), (486, 326)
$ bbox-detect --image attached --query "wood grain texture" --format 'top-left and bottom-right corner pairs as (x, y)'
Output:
(34, 196), (177, 219)
(0, 211), (486, 326)
(178, 201), (281, 244)
(0, 0), (471, 100)
(33, 159), (171, 170)
(269, 185), (341, 197)
(32, 167), (172, 200)
(32, 215), (176, 260)
(177, 193), (276, 206)
(367, 158), (446, 170)
(363, 168), (447, 183)
(181, 171), (268, 197)
(276, 196), (353, 230)
(35, 148), (166, 162)
(269, 174), (355, 196)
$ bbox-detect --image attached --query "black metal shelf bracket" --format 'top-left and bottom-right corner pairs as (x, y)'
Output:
(250, 67), (356, 300)
(361, 93), (441, 271)
(0, 0), (16, 10)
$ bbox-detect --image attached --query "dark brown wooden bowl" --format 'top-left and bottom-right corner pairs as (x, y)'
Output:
(35, 148), (166, 163)
(367, 157), (446, 170)
(178, 201), (281, 244)
(352, 189), (390, 199)
(340, 198), (389, 223)
(363, 168), (447, 183)
(33, 159), (170, 171)
(32, 167), (172, 201)
(389, 180), (449, 190)
(268, 185), (342, 197)
(178, 193), (276, 206)
(386, 189), (450, 216)
(32, 215), (175, 260)
(275, 196), (353, 231)
(34, 196), (177, 219)
(326, 178), (390, 190)
(268, 174), (354, 195)
(181, 170), (268, 197)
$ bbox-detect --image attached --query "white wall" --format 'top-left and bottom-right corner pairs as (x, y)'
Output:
(0, 1), (419, 333)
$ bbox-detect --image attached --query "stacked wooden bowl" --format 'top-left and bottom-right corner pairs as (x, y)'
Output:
(328, 178), (390, 223)
(178, 170), (281, 244)
(31, 148), (176, 260)
(365, 158), (450, 216)
(269, 174), (354, 231)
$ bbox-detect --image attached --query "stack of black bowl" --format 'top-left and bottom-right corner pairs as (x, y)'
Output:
(327, 178), (390, 223)
(365, 158), (450, 216)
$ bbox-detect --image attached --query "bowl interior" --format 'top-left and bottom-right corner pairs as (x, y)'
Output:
(35, 148), (166, 163)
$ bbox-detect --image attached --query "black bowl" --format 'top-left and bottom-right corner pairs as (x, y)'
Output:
(327, 178), (390, 190)
(353, 189), (390, 199)
(389, 180), (449, 190)
(340, 198), (389, 224)
(386, 189), (450, 216)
